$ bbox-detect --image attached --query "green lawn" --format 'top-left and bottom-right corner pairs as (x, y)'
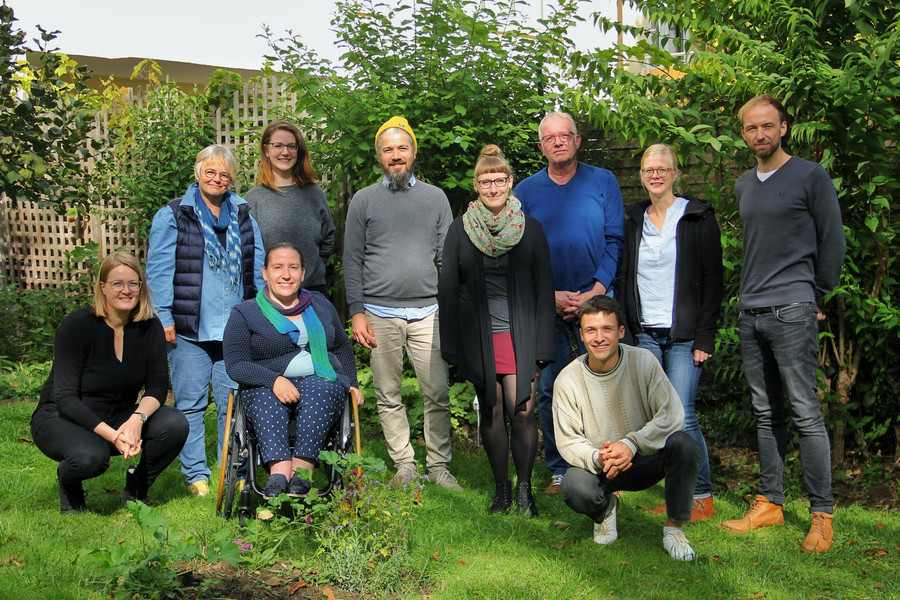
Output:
(1, 398), (897, 599)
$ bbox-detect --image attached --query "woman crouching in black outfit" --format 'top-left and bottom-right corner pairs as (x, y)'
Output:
(31, 252), (188, 512)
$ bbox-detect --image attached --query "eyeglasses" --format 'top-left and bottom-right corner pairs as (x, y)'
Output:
(641, 167), (672, 177)
(540, 133), (575, 145)
(105, 280), (142, 292)
(203, 169), (232, 182)
(265, 142), (299, 153)
(476, 176), (510, 190)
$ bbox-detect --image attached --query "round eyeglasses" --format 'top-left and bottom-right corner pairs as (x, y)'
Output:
(476, 176), (510, 190)
(106, 280), (142, 292)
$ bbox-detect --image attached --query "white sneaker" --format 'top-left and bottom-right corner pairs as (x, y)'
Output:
(592, 497), (618, 545)
(663, 529), (696, 561)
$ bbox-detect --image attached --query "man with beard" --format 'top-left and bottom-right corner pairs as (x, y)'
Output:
(721, 95), (845, 553)
(343, 116), (461, 490)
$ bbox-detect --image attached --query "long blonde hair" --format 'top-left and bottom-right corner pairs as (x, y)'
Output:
(92, 252), (155, 322)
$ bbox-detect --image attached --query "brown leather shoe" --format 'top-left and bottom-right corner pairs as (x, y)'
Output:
(801, 511), (833, 553)
(691, 496), (717, 522)
(646, 497), (716, 522)
(544, 474), (564, 495)
(721, 495), (784, 532)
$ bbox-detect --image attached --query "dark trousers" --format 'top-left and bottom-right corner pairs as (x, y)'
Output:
(31, 405), (189, 493)
(563, 431), (698, 523)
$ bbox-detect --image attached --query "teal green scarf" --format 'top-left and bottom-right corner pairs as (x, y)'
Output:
(255, 288), (336, 382)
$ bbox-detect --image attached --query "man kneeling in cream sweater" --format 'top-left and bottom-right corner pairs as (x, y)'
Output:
(553, 296), (700, 561)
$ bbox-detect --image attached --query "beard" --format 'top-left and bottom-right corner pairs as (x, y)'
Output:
(382, 157), (416, 190)
(754, 136), (782, 159)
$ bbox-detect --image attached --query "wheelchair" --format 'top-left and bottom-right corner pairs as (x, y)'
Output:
(215, 387), (358, 525)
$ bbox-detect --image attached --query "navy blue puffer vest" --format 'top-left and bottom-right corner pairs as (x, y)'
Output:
(168, 196), (257, 337)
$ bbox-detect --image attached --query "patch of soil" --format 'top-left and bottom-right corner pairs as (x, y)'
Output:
(709, 445), (899, 509)
(180, 563), (364, 600)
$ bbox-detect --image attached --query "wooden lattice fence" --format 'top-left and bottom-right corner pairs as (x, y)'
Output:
(0, 77), (296, 290)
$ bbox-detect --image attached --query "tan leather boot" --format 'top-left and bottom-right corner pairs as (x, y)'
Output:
(801, 511), (834, 553)
(721, 494), (784, 532)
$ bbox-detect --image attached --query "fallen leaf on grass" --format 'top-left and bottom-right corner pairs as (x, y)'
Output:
(322, 587), (336, 600)
(875, 549), (888, 556)
(0, 555), (19, 566)
(431, 552), (440, 561)
(712, 555), (723, 563)
(457, 560), (470, 568)
(748, 593), (765, 599)
(874, 583), (884, 590)
(552, 541), (566, 550)
(875, 522), (884, 529)
(619, 560), (627, 565)
(16, 437), (32, 444)
(553, 521), (570, 529)
(287, 580), (308, 595)
(104, 488), (119, 495)
(445, 549), (453, 554)
(264, 577), (283, 586)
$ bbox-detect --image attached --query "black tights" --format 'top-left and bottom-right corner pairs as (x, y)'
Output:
(478, 375), (538, 484)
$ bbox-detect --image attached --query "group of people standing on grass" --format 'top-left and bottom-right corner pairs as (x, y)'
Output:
(30, 93), (845, 561)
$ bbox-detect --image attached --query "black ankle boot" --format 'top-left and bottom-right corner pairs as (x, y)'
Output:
(516, 481), (538, 517)
(58, 466), (86, 513)
(489, 481), (512, 514)
(121, 466), (151, 506)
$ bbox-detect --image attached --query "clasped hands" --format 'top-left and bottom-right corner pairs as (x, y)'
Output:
(597, 440), (634, 479)
(556, 284), (606, 321)
(113, 417), (143, 460)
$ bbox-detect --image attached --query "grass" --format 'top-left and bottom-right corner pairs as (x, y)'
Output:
(1, 397), (897, 600)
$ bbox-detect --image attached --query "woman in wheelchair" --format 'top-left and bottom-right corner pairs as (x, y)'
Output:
(30, 252), (189, 512)
(223, 243), (361, 498)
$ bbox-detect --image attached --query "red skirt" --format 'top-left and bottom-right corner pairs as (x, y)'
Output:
(492, 332), (517, 375)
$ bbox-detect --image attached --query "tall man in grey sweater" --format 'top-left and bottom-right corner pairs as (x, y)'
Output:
(343, 116), (461, 490)
(721, 95), (845, 554)
(554, 296), (699, 561)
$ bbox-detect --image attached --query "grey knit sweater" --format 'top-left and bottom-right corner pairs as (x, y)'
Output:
(342, 181), (452, 315)
(244, 183), (335, 289)
(553, 345), (685, 474)
(736, 156), (845, 309)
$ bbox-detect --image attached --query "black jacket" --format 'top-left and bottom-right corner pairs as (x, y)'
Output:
(439, 216), (555, 409)
(617, 196), (723, 354)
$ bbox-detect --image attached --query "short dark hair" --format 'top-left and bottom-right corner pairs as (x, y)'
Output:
(578, 295), (625, 329)
(264, 242), (304, 270)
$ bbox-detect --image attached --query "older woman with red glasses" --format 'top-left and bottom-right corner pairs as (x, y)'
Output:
(147, 144), (265, 498)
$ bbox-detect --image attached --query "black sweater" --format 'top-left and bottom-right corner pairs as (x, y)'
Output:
(35, 308), (169, 431)
(617, 196), (724, 354)
(438, 216), (555, 409)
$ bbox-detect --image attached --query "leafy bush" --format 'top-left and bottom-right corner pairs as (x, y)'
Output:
(566, 0), (899, 459)
(95, 71), (215, 238)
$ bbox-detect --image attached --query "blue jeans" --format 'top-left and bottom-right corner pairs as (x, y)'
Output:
(168, 336), (236, 485)
(536, 315), (584, 476)
(635, 332), (712, 496)
(739, 302), (833, 513)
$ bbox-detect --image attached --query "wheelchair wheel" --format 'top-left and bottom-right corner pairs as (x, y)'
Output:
(217, 390), (246, 519)
(215, 390), (236, 516)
